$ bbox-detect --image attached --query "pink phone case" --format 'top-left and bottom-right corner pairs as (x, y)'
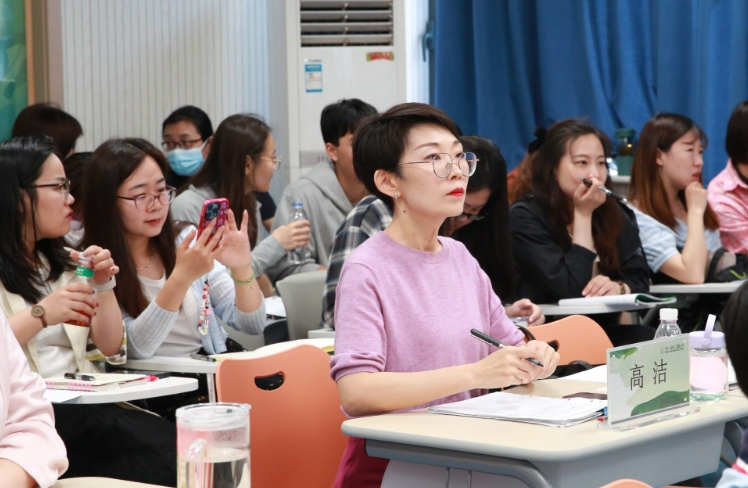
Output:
(197, 198), (229, 237)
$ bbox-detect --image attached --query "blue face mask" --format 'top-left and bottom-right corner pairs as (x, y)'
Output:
(166, 143), (205, 176)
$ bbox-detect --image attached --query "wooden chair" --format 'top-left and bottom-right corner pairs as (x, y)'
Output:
(216, 344), (348, 488)
(528, 315), (613, 365)
(275, 270), (327, 340)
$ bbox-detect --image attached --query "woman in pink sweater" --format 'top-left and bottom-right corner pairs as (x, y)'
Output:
(329, 103), (560, 487)
(0, 310), (67, 488)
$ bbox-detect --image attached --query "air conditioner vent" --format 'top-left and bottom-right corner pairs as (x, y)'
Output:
(300, 0), (393, 47)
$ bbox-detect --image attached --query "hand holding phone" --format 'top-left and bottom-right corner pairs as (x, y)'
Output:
(198, 198), (229, 238)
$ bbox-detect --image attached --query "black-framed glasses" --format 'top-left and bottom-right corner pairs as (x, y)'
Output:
(117, 187), (176, 209)
(161, 139), (203, 151)
(456, 210), (487, 222)
(400, 152), (478, 178)
(260, 155), (282, 171)
(26, 179), (71, 199)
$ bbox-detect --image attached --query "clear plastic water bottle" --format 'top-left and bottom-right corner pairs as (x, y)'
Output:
(689, 314), (727, 401)
(287, 201), (307, 264)
(65, 255), (94, 327)
(654, 308), (681, 339)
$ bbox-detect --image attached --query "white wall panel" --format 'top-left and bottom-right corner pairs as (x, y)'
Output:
(59, 0), (270, 153)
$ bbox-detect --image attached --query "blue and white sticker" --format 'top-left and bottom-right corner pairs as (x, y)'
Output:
(305, 61), (323, 93)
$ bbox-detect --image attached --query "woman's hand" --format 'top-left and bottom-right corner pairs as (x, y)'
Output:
(38, 282), (98, 326)
(582, 275), (620, 297)
(71, 246), (119, 285)
(472, 345), (547, 389)
(505, 299), (545, 326)
(524, 340), (561, 380)
(272, 220), (311, 251)
(217, 209), (252, 272)
(685, 181), (708, 215)
(174, 220), (225, 282)
(573, 177), (606, 217)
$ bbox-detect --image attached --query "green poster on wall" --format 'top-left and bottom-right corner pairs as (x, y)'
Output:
(0, 0), (27, 141)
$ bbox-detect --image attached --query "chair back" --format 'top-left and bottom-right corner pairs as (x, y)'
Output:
(216, 344), (348, 488)
(275, 270), (327, 340)
(599, 480), (653, 488)
(528, 315), (613, 365)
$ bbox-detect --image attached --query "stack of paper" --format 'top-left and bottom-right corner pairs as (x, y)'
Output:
(45, 373), (149, 392)
(429, 392), (606, 427)
(558, 293), (676, 308)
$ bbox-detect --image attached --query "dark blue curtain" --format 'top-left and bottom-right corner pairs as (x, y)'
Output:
(434, 0), (748, 182)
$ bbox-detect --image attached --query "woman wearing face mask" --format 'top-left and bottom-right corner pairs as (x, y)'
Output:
(510, 119), (652, 346)
(628, 113), (721, 284)
(331, 104), (559, 486)
(162, 105), (213, 190)
(172, 114), (310, 290)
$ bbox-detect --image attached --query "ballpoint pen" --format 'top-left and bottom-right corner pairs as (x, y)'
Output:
(190, 353), (217, 362)
(581, 178), (629, 205)
(470, 329), (545, 367)
(64, 372), (96, 381)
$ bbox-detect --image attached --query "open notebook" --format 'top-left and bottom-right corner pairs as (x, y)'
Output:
(429, 391), (606, 427)
(45, 373), (149, 392)
(558, 293), (676, 308)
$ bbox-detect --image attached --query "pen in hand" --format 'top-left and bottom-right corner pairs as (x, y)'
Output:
(581, 178), (629, 205)
(470, 328), (544, 367)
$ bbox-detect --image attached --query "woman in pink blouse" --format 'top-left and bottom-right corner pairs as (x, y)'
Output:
(0, 310), (67, 488)
(329, 103), (560, 487)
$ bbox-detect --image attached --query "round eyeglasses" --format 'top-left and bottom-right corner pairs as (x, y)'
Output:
(260, 155), (282, 171)
(456, 210), (487, 222)
(400, 152), (478, 178)
(117, 187), (177, 209)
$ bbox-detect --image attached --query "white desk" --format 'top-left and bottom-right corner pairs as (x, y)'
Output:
(53, 477), (168, 487)
(46, 377), (198, 405)
(308, 328), (336, 339)
(344, 379), (748, 488)
(539, 303), (654, 316)
(650, 281), (745, 295)
(124, 356), (217, 374)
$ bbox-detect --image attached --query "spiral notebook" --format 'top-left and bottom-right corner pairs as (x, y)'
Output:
(45, 373), (149, 392)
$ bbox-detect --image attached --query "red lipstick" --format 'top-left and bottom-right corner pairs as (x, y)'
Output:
(448, 188), (465, 197)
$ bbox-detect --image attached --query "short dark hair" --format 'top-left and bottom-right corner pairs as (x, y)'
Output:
(725, 101), (748, 166)
(162, 105), (214, 141)
(320, 98), (377, 146)
(722, 281), (748, 392)
(12, 103), (83, 158)
(353, 103), (461, 210)
(62, 151), (92, 219)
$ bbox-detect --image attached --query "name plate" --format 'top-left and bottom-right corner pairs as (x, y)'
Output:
(606, 336), (690, 426)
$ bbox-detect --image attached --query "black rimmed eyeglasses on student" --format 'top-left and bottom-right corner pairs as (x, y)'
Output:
(400, 152), (479, 178)
(25, 179), (72, 199)
(117, 187), (177, 210)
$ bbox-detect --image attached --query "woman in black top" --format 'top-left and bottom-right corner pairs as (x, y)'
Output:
(509, 119), (653, 346)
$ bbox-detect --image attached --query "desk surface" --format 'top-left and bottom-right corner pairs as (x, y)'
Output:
(53, 478), (168, 487)
(650, 281), (745, 294)
(51, 377), (198, 404)
(539, 303), (654, 316)
(343, 379), (748, 463)
(124, 356), (217, 374)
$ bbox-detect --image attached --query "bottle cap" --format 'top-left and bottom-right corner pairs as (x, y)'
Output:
(659, 308), (677, 321)
(689, 314), (726, 349)
(614, 128), (636, 139)
(292, 201), (303, 208)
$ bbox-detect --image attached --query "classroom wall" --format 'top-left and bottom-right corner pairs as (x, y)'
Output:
(50, 0), (271, 155)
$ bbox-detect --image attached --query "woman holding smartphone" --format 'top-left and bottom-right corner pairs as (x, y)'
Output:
(331, 103), (559, 487)
(82, 137), (265, 361)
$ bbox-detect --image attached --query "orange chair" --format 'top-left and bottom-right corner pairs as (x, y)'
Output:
(216, 344), (348, 488)
(528, 315), (613, 365)
(599, 480), (652, 488)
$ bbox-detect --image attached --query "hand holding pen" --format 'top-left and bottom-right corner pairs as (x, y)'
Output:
(581, 178), (629, 205)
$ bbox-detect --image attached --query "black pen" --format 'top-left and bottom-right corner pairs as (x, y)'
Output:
(581, 178), (629, 205)
(470, 328), (544, 367)
(190, 353), (216, 362)
(65, 372), (95, 381)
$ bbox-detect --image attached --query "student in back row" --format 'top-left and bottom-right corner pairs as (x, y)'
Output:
(266, 98), (377, 282)
(628, 113), (721, 284)
(510, 119), (653, 346)
(322, 134), (544, 330)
